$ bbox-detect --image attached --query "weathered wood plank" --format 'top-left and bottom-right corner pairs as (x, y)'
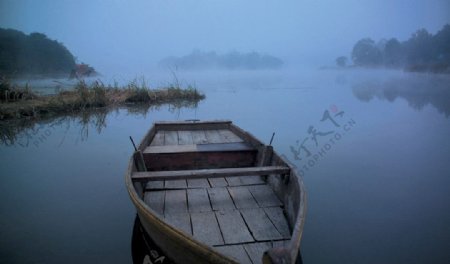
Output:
(205, 130), (224, 143)
(240, 208), (283, 241)
(248, 185), (282, 207)
(191, 212), (224, 246)
(177, 130), (193, 145)
(164, 190), (188, 214)
(145, 180), (164, 190)
(164, 131), (178, 145)
(264, 207), (291, 239)
(208, 187), (235, 211)
(154, 120), (231, 131)
(208, 178), (228, 187)
(150, 131), (165, 146)
(164, 179), (187, 189)
(228, 186), (259, 209)
(143, 191), (165, 216)
(240, 176), (265, 185)
(225, 177), (242, 186)
(187, 188), (212, 213)
(243, 242), (271, 264)
(165, 212), (192, 235)
(214, 245), (252, 264)
(191, 130), (208, 144)
(217, 129), (244, 143)
(144, 142), (253, 154)
(132, 166), (290, 182)
(187, 178), (210, 188)
(215, 210), (254, 244)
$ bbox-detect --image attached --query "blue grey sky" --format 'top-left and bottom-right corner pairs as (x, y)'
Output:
(1, 0), (449, 72)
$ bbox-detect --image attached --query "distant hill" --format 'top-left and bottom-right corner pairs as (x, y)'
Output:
(159, 50), (283, 70)
(0, 28), (76, 77)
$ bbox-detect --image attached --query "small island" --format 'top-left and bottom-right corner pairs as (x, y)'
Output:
(159, 50), (284, 70)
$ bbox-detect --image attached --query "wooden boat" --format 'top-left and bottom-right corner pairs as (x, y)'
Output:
(125, 120), (307, 264)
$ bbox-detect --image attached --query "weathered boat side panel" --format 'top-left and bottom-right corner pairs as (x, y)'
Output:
(215, 210), (254, 244)
(191, 212), (224, 246)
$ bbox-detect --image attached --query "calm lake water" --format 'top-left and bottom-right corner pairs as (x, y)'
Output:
(1, 69), (449, 264)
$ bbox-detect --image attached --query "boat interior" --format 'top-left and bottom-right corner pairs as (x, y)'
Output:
(130, 122), (301, 264)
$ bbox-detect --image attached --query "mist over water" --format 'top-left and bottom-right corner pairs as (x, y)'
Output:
(1, 1), (450, 263)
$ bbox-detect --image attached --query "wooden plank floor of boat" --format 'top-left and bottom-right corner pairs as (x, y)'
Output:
(142, 128), (291, 263)
(144, 176), (291, 264)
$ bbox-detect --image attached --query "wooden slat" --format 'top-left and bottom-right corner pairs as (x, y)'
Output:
(150, 131), (165, 146)
(164, 179), (187, 189)
(248, 185), (282, 207)
(145, 180), (164, 190)
(191, 212), (224, 246)
(164, 131), (178, 145)
(240, 176), (265, 185)
(208, 187), (235, 211)
(132, 166), (290, 182)
(215, 210), (254, 244)
(177, 130), (193, 145)
(187, 189), (212, 213)
(191, 130), (208, 144)
(228, 186), (259, 209)
(264, 207), (291, 239)
(240, 208), (283, 241)
(154, 120), (231, 131)
(214, 245), (252, 264)
(225, 177), (242, 186)
(205, 130), (224, 143)
(187, 178), (210, 188)
(143, 191), (165, 215)
(217, 129), (244, 143)
(165, 213), (192, 235)
(144, 142), (254, 154)
(164, 190), (188, 214)
(208, 178), (228, 187)
(243, 242), (271, 264)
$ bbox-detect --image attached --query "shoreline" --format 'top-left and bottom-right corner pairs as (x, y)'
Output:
(0, 79), (205, 121)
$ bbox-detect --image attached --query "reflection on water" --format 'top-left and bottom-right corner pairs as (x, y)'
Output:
(352, 73), (450, 117)
(131, 216), (174, 264)
(0, 101), (200, 147)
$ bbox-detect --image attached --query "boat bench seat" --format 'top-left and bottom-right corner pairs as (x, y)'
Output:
(131, 166), (290, 182)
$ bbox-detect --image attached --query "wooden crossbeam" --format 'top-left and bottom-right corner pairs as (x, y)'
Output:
(131, 166), (290, 182)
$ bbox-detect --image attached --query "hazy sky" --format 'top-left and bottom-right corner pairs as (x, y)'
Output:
(1, 0), (449, 73)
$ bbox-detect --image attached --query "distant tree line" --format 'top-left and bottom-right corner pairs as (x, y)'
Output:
(338, 24), (450, 73)
(0, 28), (76, 76)
(159, 50), (284, 70)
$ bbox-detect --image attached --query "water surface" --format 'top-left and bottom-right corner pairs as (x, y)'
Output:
(1, 69), (449, 264)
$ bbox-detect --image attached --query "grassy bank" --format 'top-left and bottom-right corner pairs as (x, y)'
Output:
(0, 78), (205, 120)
